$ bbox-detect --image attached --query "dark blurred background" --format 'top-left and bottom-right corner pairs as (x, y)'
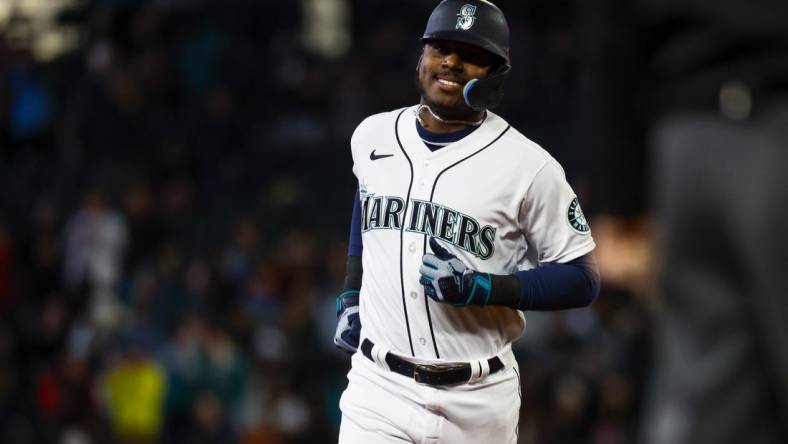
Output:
(0, 0), (678, 443)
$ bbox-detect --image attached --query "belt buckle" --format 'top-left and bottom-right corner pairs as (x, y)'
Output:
(413, 363), (466, 384)
(412, 364), (434, 384)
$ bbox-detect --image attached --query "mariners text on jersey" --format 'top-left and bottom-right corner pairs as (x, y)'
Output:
(361, 196), (496, 259)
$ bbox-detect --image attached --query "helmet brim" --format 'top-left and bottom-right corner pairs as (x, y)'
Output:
(421, 31), (509, 65)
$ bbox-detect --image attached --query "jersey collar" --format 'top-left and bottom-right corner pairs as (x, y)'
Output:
(397, 105), (509, 163)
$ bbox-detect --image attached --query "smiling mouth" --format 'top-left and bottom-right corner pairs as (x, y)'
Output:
(435, 76), (464, 91)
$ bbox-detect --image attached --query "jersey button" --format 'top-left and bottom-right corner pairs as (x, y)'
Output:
(410, 291), (418, 299)
(408, 242), (416, 252)
(419, 337), (427, 346)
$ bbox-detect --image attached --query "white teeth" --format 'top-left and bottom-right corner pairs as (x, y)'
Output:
(438, 79), (460, 87)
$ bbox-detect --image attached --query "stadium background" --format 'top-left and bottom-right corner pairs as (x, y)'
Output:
(0, 1), (653, 443)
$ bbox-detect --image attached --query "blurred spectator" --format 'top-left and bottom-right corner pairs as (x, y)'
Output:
(29, 199), (63, 305)
(101, 331), (166, 444)
(158, 315), (205, 442)
(200, 322), (247, 426)
(185, 390), (236, 444)
(122, 182), (165, 275)
(35, 348), (97, 443)
(62, 189), (129, 337)
(8, 63), (52, 139)
(582, 0), (788, 443)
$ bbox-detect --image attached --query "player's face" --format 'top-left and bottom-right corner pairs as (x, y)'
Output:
(417, 40), (496, 117)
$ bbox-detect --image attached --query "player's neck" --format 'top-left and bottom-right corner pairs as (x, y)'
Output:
(417, 103), (486, 133)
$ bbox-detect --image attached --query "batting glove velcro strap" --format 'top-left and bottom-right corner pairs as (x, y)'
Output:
(334, 290), (361, 354)
(418, 238), (492, 307)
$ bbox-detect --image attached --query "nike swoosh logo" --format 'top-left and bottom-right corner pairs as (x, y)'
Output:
(370, 150), (394, 161)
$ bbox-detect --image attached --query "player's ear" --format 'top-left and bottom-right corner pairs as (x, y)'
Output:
(416, 53), (424, 72)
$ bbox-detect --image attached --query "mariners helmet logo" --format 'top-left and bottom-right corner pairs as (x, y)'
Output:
(456, 4), (477, 30)
(567, 197), (591, 234)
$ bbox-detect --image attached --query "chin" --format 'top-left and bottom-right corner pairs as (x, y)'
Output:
(415, 75), (476, 119)
(424, 95), (475, 119)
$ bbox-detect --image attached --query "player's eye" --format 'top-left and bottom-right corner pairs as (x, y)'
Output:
(458, 49), (494, 67)
(429, 43), (451, 55)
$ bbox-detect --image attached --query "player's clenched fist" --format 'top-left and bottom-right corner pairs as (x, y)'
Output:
(419, 238), (492, 307)
(334, 290), (361, 353)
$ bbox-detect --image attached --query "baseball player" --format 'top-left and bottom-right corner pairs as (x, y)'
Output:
(334, 1), (600, 443)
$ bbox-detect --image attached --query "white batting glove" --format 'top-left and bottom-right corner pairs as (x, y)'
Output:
(419, 238), (492, 307)
(334, 290), (361, 353)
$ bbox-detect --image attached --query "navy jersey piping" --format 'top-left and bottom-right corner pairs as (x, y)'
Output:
(394, 108), (416, 357)
(422, 124), (512, 358)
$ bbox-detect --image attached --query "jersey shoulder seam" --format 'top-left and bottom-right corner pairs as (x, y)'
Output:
(356, 107), (409, 130)
(501, 126), (553, 160)
(352, 107), (409, 145)
(518, 159), (551, 218)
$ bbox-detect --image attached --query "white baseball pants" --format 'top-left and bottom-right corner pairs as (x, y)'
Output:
(338, 350), (521, 444)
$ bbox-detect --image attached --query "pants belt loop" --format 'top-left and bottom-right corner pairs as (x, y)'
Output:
(468, 358), (492, 384)
(371, 342), (391, 372)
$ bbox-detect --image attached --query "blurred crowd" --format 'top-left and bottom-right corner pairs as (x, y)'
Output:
(0, 1), (652, 443)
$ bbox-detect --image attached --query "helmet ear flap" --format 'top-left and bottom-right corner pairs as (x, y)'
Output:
(463, 64), (511, 111)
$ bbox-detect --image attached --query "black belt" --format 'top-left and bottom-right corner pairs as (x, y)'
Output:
(360, 338), (504, 386)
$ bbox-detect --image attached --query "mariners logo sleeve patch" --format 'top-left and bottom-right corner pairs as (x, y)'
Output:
(567, 197), (590, 234)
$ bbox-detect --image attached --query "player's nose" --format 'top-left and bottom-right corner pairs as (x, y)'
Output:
(441, 52), (464, 70)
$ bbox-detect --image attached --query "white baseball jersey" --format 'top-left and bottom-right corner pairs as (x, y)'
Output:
(352, 105), (595, 363)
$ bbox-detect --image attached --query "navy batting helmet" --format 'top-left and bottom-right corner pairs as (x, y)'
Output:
(421, 0), (511, 111)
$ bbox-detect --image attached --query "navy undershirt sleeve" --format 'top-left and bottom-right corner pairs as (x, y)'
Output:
(348, 186), (363, 257)
(513, 253), (600, 311)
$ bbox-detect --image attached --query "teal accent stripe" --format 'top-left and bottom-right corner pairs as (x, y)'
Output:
(338, 290), (360, 298)
(469, 273), (492, 306)
(455, 273), (492, 307)
(336, 290), (360, 315)
(462, 287), (476, 306)
(479, 273), (492, 305)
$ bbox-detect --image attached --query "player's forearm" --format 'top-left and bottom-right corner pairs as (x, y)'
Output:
(343, 186), (365, 291)
(486, 252), (600, 311)
(336, 255), (362, 354)
(347, 186), (363, 257)
(343, 255), (363, 291)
